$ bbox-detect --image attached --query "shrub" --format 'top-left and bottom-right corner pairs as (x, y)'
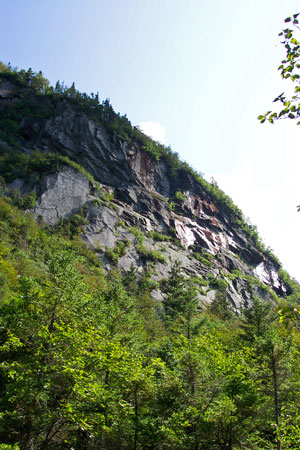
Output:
(136, 243), (167, 264)
(105, 239), (129, 264)
(210, 278), (229, 291)
(194, 252), (213, 268)
(174, 191), (186, 202)
(168, 201), (175, 211)
(130, 226), (145, 245)
(147, 230), (171, 242)
(57, 213), (88, 238)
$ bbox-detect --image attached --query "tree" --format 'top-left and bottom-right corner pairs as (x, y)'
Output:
(162, 262), (200, 338)
(241, 297), (295, 450)
(169, 328), (262, 450)
(258, 13), (300, 124)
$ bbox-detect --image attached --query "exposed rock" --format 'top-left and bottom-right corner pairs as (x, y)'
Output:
(32, 167), (91, 225)
(254, 261), (286, 294)
(0, 80), (21, 98)
(0, 81), (291, 309)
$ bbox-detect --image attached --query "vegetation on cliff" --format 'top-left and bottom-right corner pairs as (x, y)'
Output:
(0, 62), (281, 265)
(1, 61), (300, 449)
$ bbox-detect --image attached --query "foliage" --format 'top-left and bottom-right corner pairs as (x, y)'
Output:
(56, 212), (89, 238)
(137, 244), (167, 264)
(193, 251), (213, 267)
(168, 200), (175, 210)
(130, 226), (167, 263)
(5, 188), (37, 210)
(208, 290), (235, 320)
(258, 13), (300, 124)
(277, 404), (300, 448)
(0, 150), (61, 183)
(147, 230), (171, 242)
(105, 239), (129, 264)
(0, 193), (299, 447)
(174, 190), (186, 202)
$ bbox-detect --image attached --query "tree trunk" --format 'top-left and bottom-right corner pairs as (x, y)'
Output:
(271, 351), (281, 450)
(134, 387), (138, 450)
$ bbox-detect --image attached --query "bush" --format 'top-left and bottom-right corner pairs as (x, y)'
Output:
(194, 252), (213, 268)
(136, 243), (167, 264)
(105, 240), (129, 264)
(210, 278), (229, 291)
(57, 213), (88, 238)
(147, 230), (171, 242)
(174, 191), (186, 202)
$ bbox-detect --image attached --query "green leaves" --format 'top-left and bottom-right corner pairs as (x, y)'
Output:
(260, 13), (300, 124)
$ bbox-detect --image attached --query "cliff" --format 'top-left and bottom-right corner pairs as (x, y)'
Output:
(0, 75), (291, 311)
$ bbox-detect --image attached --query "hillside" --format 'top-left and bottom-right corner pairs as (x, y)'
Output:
(1, 64), (300, 449)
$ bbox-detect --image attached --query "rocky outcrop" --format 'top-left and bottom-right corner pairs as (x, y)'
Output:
(11, 160), (286, 311)
(10, 167), (91, 225)
(1, 83), (290, 311)
(0, 80), (21, 98)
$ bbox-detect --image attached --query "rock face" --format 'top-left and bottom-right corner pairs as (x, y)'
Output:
(11, 167), (91, 225)
(0, 84), (290, 311)
(0, 80), (21, 98)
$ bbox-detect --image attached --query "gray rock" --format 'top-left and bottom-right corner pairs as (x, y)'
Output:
(1, 86), (288, 309)
(32, 167), (91, 225)
(0, 81), (21, 98)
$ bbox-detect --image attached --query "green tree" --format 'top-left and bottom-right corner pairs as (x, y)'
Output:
(258, 13), (300, 124)
(241, 297), (295, 450)
(208, 290), (235, 321)
(162, 262), (200, 338)
(169, 329), (260, 450)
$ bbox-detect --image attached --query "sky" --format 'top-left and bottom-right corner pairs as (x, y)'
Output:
(1, 0), (300, 280)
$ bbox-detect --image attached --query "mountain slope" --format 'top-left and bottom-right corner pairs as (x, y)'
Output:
(0, 66), (293, 310)
(1, 63), (300, 450)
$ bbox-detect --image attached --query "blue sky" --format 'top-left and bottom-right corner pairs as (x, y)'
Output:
(2, 0), (300, 279)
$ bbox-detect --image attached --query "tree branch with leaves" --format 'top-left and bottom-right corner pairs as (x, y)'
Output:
(258, 13), (300, 124)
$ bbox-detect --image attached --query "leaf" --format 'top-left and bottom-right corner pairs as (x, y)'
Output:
(285, 17), (291, 23)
